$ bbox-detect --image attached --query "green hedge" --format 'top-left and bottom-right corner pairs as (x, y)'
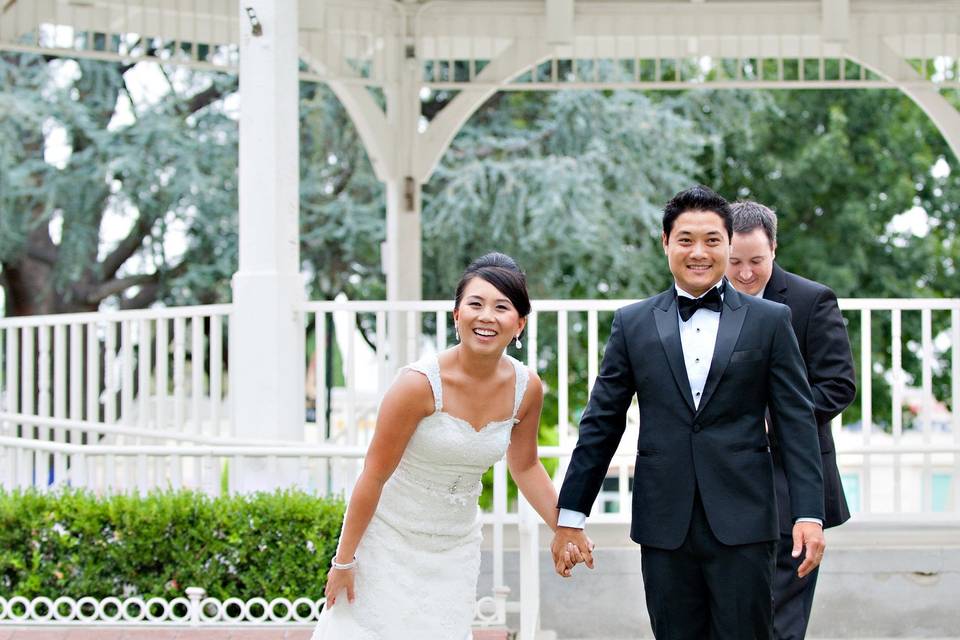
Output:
(0, 489), (344, 600)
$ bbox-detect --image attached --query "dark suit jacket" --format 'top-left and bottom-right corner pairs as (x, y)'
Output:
(558, 284), (824, 549)
(764, 263), (856, 531)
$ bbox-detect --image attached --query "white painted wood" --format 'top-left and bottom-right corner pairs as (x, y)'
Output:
(69, 324), (83, 446)
(921, 308), (934, 510)
(891, 309), (902, 512)
(191, 316), (204, 435)
(137, 319), (152, 434)
(173, 318), (187, 437)
(155, 319), (168, 432)
(231, 0), (306, 491)
(315, 312), (327, 439)
(953, 308), (960, 512)
(21, 327), (35, 484)
(546, 0), (575, 46)
(822, 0), (850, 44)
(860, 309), (872, 513)
(37, 326), (51, 489)
(210, 314), (224, 436)
(53, 325), (66, 446)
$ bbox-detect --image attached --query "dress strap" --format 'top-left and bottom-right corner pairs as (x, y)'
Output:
(510, 356), (530, 421)
(403, 354), (443, 413)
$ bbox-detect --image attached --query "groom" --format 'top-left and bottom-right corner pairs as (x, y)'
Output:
(553, 186), (826, 639)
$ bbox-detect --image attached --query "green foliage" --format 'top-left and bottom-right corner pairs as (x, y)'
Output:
(0, 53), (384, 313)
(695, 89), (960, 426)
(0, 489), (344, 600)
(423, 90), (704, 301)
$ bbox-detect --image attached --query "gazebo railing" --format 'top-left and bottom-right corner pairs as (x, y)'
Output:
(2, 297), (959, 518)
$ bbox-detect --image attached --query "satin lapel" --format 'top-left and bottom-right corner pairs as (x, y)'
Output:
(696, 288), (748, 415)
(653, 295), (696, 413)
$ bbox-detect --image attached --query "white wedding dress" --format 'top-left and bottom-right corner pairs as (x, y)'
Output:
(310, 353), (528, 640)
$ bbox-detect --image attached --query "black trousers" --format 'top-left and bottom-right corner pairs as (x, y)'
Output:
(641, 489), (776, 640)
(773, 533), (819, 640)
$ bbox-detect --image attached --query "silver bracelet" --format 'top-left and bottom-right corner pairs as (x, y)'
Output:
(331, 555), (358, 570)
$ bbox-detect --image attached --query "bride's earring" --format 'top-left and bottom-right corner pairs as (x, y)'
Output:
(455, 324), (460, 342)
(515, 335), (522, 349)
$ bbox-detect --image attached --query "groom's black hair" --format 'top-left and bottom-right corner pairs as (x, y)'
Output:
(662, 185), (733, 240)
(454, 252), (532, 318)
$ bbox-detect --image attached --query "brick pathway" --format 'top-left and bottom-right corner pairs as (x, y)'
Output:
(0, 629), (512, 640)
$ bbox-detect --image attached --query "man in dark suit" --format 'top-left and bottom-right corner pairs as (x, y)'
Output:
(551, 185), (826, 640)
(727, 200), (856, 640)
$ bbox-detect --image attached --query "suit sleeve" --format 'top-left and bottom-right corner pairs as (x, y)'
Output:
(804, 287), (857, 425)
(558, 309), (637, 515)
(767, 306), (825, 522)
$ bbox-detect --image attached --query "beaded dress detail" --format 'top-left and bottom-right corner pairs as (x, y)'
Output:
(310, 353), (528, 640)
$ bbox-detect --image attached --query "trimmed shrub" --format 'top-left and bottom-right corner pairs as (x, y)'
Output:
(0, 488), (344, 600)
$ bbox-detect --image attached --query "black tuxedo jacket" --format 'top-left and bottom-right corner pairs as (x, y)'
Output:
(764, 263), (855, 531)
(558, 284), (824, 549)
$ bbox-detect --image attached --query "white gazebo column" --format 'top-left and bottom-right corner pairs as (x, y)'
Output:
(384, 177), (422, 304)
(230, 0), (305, 490)
(382, 49), (425, 364)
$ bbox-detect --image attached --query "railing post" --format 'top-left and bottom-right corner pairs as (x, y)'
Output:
(518, 493), (541, 640)
(186, 586), (205, 626)
(492, 459), (507, 590)
(493, 585), (510, 626)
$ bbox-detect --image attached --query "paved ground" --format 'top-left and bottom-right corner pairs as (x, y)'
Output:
(0, 631), (956, 640)
(0, 630), (517, 640)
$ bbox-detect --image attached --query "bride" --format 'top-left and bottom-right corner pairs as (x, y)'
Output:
(311, 253), (569, 640)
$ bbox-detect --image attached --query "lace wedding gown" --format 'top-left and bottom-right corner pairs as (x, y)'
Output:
(311, 353), (529, 640)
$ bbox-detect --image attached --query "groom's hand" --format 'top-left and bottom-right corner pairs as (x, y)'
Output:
(550, 527), (595, 577)
(792, 521), (825, 578)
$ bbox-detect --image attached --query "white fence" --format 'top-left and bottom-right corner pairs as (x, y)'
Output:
(307, 297), (960, 520)
(1, 297), (958, 515)
(1, 297), (958, 636)
(0, 585), (510, 628)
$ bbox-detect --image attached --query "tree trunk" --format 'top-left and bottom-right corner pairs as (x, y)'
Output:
(0, 258), (63, 316)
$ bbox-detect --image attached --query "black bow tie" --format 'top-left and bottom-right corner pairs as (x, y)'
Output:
(677, 284), (724, 322)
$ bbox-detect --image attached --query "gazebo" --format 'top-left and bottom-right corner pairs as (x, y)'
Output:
(1, 2), (959, 637)
(2, 1), (958, 448)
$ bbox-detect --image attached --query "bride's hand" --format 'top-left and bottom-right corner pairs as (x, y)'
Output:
(324, 566), (356, 607)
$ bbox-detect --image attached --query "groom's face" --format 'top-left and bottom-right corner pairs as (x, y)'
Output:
(661, 209), (730, 297)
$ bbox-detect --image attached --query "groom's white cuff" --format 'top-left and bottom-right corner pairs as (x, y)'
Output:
(795, 517), (823, 526)
(558, 508), (587, 529)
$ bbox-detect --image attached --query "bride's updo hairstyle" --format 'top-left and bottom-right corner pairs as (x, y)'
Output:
(454, 252), (532, 319)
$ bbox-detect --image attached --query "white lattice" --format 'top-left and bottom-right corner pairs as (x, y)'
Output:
(0, 586), (509, 627)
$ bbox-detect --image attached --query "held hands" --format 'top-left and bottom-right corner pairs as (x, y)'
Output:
(792, 521), (826, 578)
(550, 527), (596, 577)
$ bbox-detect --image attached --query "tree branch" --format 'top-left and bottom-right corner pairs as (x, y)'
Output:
(115, 260), (191, 310)
(99, 212), (159, 280)
(181, 77), (237, 115)
(118, 282), (161, 310)
(84, 272), (157, 305)
(86, 257), (190, 306)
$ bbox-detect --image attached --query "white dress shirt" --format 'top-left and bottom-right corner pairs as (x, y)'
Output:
(558, 280), (821, 529)
(676, 282), (722, 409)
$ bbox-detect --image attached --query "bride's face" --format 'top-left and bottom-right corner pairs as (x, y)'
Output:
(453, 277), (525, 354)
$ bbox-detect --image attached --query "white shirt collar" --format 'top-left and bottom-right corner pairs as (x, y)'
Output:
(674, 279), (726, 300)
